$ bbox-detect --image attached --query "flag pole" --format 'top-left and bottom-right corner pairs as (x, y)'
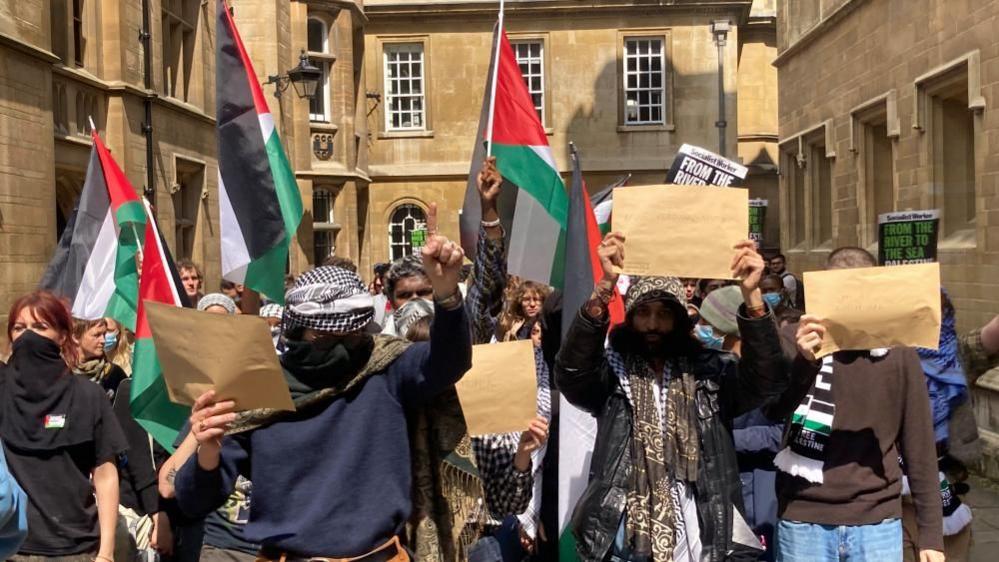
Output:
(484, 0), (505, 158)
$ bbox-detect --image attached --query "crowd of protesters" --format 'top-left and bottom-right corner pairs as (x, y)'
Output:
(1, 157), (999, 562)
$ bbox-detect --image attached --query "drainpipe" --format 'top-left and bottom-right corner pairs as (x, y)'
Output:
(712, 20), (730, 157)
(140, 0), (155, 209)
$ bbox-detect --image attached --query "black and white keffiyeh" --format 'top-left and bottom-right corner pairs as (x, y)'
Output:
(283, 266), (374, 333)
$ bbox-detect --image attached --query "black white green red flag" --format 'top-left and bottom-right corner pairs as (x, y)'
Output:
(40, 129), (145, 331)
(216, 0), (303, 303)
(131, 200), (190, 451)
(461, 20), (569, 288)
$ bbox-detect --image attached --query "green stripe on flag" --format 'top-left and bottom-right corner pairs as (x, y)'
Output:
(245, 236), (291, 305)
(264, 132), (303, 243)
(801, 419), (831, 433)
(130, 338), (189, 452)
(550, 227), (567, 290)
(492, 143), (568, 228)
(116, 200), (146, 227)
(559, 528), (581, 561)
(105, 201), (145, 331)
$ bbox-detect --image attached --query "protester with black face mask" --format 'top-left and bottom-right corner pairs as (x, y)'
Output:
(555, 233), (786, 562)
(2, 291), (127, 562)
(175, 213), (475, 561)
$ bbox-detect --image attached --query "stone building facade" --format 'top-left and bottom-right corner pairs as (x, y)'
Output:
(775, 0), (999, 475)
(360, 0), (780, 272)
(0, 0), (367, 347)
(0, 0), (780, 346)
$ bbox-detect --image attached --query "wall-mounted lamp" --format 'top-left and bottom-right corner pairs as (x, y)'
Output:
(264, 50), (323, 100)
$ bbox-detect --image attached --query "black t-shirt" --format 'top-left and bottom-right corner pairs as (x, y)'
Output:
(4, 377), (129, 555)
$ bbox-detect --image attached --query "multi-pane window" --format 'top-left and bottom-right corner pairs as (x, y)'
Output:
(73, 0), (85, 66)
(162, 0), (198, 102)
(313, 188), (337, 263)
(623, 37), (665, 125)
(172, 160), (204, 260)
(307, 17), (331, 122)
(384, 44), (426, 131)
(513, 41), (545, 125)
(388, 204), (427, 261)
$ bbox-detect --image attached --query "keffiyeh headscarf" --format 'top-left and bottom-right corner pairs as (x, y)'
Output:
(259, 303), (284, 319)
(197, 293), (237, 314)
(283, 267), (374, 333)
(393, 298), (434, 339)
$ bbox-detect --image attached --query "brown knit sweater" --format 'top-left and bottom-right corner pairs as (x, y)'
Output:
(771, 324), (944, 551)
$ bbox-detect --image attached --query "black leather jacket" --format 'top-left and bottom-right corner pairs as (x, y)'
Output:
(555, 307), (788, 562)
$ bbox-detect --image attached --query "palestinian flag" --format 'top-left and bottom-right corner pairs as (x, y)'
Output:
(558, 148), (624, 561)
(216, 0), (303, 304)
(40, 130), (145, 331)
(460, 23), (519, 256)
(131, 201), (190, 451)
(590, 174), (630, 236)
(473, 27), (569, 287)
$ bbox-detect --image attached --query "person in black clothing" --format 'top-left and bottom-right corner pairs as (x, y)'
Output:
(113, 378), (171, 562)
(2, 291), (127, 562)
(555, 233), (787, 562)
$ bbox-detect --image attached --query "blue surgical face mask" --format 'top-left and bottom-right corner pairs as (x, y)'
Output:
(763, 293), (783, 309)
(695, 324), (725, 350)
(103, 332), (118, 352)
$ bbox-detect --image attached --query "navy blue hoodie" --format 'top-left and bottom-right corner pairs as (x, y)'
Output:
(175, 303), (471, 557)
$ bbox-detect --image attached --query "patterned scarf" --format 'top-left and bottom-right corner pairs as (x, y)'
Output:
(917, 293), (968, 444)
(229, 336), (482, 560)
(623, 354), (699, 560)
(774, 356), (835, 484)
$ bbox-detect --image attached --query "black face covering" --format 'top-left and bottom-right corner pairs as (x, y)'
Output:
(280, 333), (375, 399)
(0, 330), (89, 451)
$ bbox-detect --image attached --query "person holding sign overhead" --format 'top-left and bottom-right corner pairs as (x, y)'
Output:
(555, 232), (786, 562)
(174, 203), (473, 562)
(768, 247), (943, 562)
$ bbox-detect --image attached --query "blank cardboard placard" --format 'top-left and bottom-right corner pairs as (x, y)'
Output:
(455, 340), (537, 436)
(612, 184), (749, 279)
(144, 301), (295, 412)
(804, 262), (942, 357)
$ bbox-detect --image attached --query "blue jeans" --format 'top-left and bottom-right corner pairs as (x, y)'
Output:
(775, 518), (902, 562)
(467, 516), (526, 562)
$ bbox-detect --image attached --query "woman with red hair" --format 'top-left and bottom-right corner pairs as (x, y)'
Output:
(2, 291), (127, 562)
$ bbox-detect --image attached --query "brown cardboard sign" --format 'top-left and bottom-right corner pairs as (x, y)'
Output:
(455, 340), (537, 436)
(144, 300), (295, 412)
(804, 262), (942, 357)
(612, 184), (749, 279)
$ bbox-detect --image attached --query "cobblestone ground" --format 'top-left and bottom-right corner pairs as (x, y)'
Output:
(969, 475), (999, 561)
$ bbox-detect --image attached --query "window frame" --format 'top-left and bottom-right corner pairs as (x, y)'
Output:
(160, 0), (199, 103)
(378, 37), (432, 136)
(171, 155), (207, 263)
(617, 30), (674, 130)
(849, 92), (900, 248)
(509, 37), (548, 128)
(307, 15), (333, 123)
(72, 0), (85, 67)
(387, 203), (428, 262)
(913, 53), (983, 247)
(312, 185), (341, 264)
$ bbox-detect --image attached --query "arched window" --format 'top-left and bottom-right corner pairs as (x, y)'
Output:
(388, 204), (427, 261)
(307, 16), (331, 122)
(313, 187), (338, 264)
